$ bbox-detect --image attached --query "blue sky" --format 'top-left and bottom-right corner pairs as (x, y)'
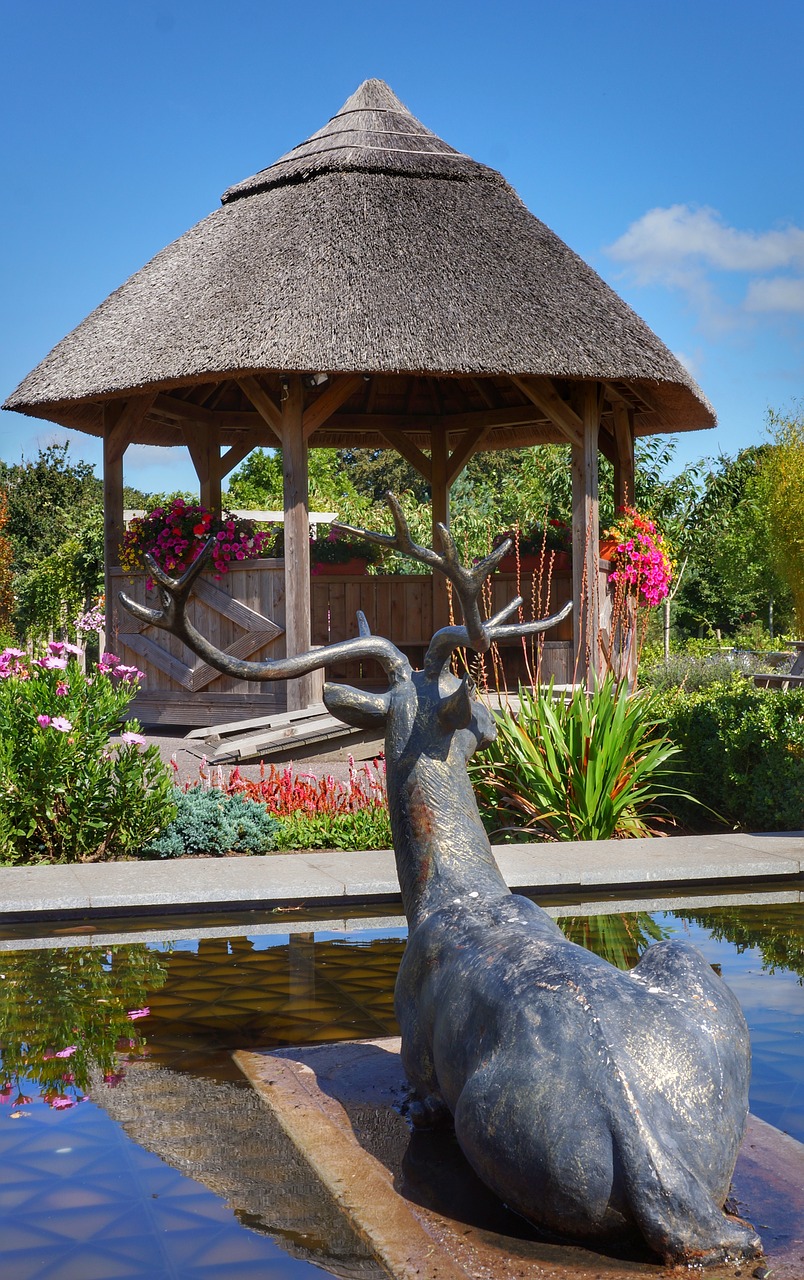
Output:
(2, 0), (802, 495)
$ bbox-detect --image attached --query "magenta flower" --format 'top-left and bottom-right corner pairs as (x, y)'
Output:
(126, 1007), (150, 1021)
(55, 681), (68, 696)
(37, 714), (51, 728)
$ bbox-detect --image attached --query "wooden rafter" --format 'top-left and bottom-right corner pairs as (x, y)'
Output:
(237, 376), (283, 442)
(605, 380), (671, 430)
(104, 393), (157, 463)
(153, 392), (254, 432)
(510, 376), (583, 449)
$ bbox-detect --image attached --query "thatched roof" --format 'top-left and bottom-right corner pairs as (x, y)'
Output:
(4, 79), (715, 449)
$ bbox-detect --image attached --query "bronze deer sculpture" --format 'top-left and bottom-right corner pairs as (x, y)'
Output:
(120, 497), (759, 1267)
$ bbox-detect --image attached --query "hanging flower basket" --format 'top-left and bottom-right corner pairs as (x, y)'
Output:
(601, 507), (673, 607)
(120, 499), (272, 589)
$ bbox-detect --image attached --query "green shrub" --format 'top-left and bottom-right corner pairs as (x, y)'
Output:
(654, 682), (804, 832)
(142, 785), (279, 857)
(470, 675), (695, 841)
(273, 806), (392, 852)
(639, 653), (770, 694)
(0, 645), (175, 864)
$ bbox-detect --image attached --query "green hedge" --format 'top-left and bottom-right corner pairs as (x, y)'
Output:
(654, 680), (804, 832)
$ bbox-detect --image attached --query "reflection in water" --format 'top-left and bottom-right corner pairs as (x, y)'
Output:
(557, 911), (668, 969)
(675, 903), (804, 983)
(0, 906), (802, 1279)
(0, 945), (168, 1108)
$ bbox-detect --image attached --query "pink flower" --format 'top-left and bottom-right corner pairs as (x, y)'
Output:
(55, 681), (68, 696)
(51, 717), (72, 733)
(121, 731), (147, 747)
(126, 1007), (150, 1021)
(37, 714), (51, 728)
(55, 1045), (77, 1058)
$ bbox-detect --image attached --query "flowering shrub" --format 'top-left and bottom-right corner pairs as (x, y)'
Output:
(603, 506), (673, 607)
(0, 644), (175, 864)
(119, 498), (272, 588)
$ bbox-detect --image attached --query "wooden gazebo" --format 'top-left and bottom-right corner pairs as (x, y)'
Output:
(4, 79), (714, 718)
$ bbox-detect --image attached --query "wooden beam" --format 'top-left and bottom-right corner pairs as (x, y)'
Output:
(377, 426), (433, 483)
(103, 392), (157, 463)
(237, 376), (283, 441)
(597, 421), (617, 466)
(612, 400), (635, 509)
(317, 405), (546, 436)
(446, 424), (493, 486)
(571, 384), (602, 686)
(510, 376), (583, 449)
(153, 392), (256, 432)
(301, 374), (364, 440)
(219, 435), (262, 479)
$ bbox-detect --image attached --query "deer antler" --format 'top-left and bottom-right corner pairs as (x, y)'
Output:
(335, 493), (512, 653)
(118, 542), (411, 683)
(335, 495), (572, 674)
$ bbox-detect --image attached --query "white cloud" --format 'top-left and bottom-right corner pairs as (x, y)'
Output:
(744, 276), (804, 313)
(605, 205), (804, 284)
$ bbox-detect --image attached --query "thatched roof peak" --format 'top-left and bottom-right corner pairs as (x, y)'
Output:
(222, 78), (496, 203)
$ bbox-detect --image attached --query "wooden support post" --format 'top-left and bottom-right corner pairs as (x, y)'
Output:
(102, 395), (155, 651)
(430, 427), (451, 631)
(612, 400), (635, 511)
(571, 385), (602, 687)
(182, 423), (222, 516)
(280, 376), (321, 710)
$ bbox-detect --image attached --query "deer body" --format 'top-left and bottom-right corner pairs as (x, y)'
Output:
(121, 496), (760, 1267)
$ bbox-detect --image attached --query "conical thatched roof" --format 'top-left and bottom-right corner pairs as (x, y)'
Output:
(4, 79), (714, 449)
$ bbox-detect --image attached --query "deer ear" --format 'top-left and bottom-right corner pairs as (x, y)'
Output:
(324, 683), (391, 729)
(438, 675), (474, 732)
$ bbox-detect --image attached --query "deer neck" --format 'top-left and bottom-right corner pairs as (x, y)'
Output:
(385, 697), (510, 929)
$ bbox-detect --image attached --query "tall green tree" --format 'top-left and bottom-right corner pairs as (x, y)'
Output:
(0, 444), (102, 576)
(753, 408), (804, 634)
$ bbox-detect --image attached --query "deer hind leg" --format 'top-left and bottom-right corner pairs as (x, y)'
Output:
(613, 1120), (762, 1265)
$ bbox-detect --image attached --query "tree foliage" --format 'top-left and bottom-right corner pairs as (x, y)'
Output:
(753, 408), (804, 634)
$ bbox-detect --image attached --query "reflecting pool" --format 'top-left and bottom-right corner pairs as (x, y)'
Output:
(1, 894), (802, 1278)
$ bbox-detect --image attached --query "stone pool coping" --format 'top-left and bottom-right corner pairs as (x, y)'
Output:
(0, 830), (802, 922)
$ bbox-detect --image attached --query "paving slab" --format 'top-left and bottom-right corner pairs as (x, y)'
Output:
(0, 832), (800, 921)
(237, 1037), (801, 1280)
